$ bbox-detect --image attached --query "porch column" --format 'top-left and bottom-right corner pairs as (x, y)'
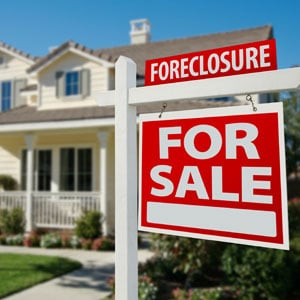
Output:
(97, 130), (109, 236)
(25, 134), (36, 232)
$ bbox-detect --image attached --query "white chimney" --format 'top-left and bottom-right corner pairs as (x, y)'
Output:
(130, 19), (151, 45)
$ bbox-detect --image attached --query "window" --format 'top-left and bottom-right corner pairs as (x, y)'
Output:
(1, 81), (11, 112)
(37, 150), (52, 191)
(0, 56), (4, 66)
(56, 69), (90, 98)
(0, 79), (26, 112)
(60, 148), (92, 191)
(21, 149), (52, 191)
(65, 71), (80, 96)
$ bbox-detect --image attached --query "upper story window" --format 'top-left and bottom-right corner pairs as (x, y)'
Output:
(56, 69), (90, 99)
(0, 79), (27, 112)
(65, 71), (80, 96)
(0, 56), (4, 66)
(1, 81), (12, 112)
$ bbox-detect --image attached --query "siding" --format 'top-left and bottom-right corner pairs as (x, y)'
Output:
(0, 51), (30, 80)
(39, 52), (109, 110)
(0, 138), (24, 183)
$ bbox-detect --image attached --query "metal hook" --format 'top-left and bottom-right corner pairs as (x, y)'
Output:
(246, 94), (257, 112)
(158, 103), (167, 118)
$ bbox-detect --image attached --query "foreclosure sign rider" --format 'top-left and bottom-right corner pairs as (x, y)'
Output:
(145, 39), (277, 85)
(138, 104), (289, 249)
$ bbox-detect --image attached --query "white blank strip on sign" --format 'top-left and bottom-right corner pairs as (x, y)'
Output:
(147, 202), (276, 237)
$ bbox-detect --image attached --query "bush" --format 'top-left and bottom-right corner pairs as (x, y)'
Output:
(173, 287), (224, 300)
(40, 233), (62, 248)
(138, 274), (158, 300)
(91, 236), (115, 251)
(0, 174), (18, 190)
(288, 198), (300, 238)
(0, 208), (25, 235)
(23, 231), (41, 247)
(6, 234), (24, 246)
(221, 244), (293, 299)
(75, 210), (102, 239)
(70, 235), (81, 249)
(107, 274), (158, 300)
(150, 234), (225, 287)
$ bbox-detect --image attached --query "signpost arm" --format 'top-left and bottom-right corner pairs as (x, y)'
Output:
(115, 56), (138, 300)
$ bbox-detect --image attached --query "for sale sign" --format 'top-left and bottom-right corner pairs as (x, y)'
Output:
(138, 103), (289, 249)
(145, 39), (277, 86)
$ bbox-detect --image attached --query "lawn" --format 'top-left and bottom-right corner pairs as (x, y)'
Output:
(0, 253), (82, 298)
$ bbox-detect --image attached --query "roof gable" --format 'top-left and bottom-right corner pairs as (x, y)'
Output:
(0, 41), (37, 65)
(27, 41), (114, 74)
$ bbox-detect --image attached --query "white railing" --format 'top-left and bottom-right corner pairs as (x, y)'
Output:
(0, 191), (101, 229)
(32, 192), (101, 228)
(0, 192), (26, 211)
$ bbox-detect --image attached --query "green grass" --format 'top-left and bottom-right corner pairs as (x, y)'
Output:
(0, 253), (82, 298)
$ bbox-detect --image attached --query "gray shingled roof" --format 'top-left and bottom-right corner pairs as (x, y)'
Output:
(95, 25), (273, 76)
(28, 25), (273, 76)
(0, 99), (239, 126)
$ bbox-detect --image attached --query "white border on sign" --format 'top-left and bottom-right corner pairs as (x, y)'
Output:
(138, 102), (289, 250)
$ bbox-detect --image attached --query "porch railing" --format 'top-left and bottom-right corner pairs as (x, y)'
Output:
(0, 191), (101, 229)
(0, 192), (26, 211)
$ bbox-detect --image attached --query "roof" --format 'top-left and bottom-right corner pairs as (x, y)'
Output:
(28, 25), (273, 76)
(0, 99), (239, 127)
(0, 41), (38, 63)
(96, 25), (273, 76)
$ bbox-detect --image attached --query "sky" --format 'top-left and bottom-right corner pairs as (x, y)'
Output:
(0, 0), (299, 69)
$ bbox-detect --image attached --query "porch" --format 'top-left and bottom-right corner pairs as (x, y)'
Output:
(0, 191), (100, 229)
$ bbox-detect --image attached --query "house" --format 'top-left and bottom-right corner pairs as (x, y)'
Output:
(0, 19), (274, 235)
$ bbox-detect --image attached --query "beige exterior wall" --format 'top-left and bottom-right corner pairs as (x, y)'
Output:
(38, 52), (110, 110)
(0, 136), (24, 186)
(0, 51), (31, 80)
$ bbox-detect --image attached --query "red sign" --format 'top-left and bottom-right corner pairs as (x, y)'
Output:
(138, 103), (289, 249)
(145, 39), (277, 86)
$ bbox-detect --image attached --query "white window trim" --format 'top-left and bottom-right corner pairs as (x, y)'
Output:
(59, 144), (95, 192)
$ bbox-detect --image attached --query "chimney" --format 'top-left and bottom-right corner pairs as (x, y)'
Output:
(130, 19), (151, 45)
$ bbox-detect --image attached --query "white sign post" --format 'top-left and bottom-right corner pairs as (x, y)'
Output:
(97, 56), (300, 300)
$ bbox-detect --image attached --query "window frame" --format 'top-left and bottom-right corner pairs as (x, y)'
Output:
(59, 147), (93, 192)
(65, 71), (80, 96)
(21, 149), (52, 192)
(1, 81), (12, 112)
(56, 69), (90, 100)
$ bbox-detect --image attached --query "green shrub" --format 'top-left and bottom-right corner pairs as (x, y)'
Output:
(150, 234), (225, 287)
(173, 287), (224, 300)
(75, 210), (102, 239)
(6, 234), (24, 246)
(91, 236), (115, 251)
(70, 235), (81, 249)
(0, 208), (25, 235)
(221, 245), (293, 299)
(23, 231), (41, 247)
(107, 274), (158, 300)
(138, 274), (158, 300)
(288, 198), (300, 238)
(40, 233), (62, 248)
(0, 175), (18, 190)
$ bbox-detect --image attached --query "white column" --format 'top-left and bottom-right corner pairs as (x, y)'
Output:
(115, 56), (138, 300)
(25, 134), (36, 232)
(97, 130), (109, 236)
